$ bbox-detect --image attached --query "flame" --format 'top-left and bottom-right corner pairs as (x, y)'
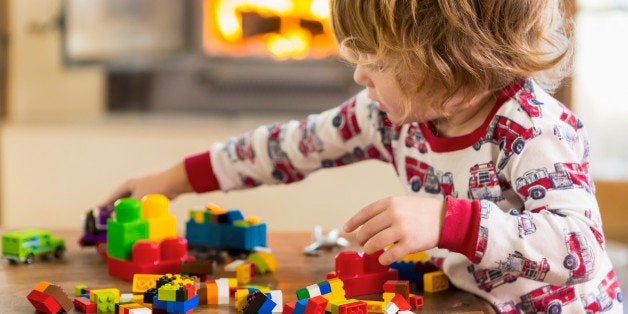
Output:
(206, 0), (334, 60)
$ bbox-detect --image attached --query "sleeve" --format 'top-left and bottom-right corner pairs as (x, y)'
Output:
(439, 117), (605, 287)
(184, 90), (393, 192)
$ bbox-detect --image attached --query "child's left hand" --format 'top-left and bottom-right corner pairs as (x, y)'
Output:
(343, 196), (446, 265)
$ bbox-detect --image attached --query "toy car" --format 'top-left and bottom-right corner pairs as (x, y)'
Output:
(2, 229), (66, 264)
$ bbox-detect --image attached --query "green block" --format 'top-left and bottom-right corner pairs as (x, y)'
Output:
(107, 198), (149, 260)
(95, 291), (116, 313)
(75, 284), (88, 297)
(158, 283), (178, 301)
(295, 288), (310, 300)
(246, 253), (268, 274)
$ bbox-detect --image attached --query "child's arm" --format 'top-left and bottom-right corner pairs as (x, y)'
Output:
(99, 161), (194, 207)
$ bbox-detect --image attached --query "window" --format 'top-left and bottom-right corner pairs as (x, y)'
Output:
(573, 1), (628, 179)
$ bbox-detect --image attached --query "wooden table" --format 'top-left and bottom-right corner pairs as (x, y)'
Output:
(0, 229), (496, 313)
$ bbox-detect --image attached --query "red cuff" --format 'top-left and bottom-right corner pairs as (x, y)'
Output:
(184, 151), (221, 193)
(438, 196), (482, 262)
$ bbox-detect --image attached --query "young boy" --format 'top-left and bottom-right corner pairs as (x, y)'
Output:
(103, 1), (622, 312)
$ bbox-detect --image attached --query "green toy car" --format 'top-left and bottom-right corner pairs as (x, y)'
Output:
(2, 229), (66, 264)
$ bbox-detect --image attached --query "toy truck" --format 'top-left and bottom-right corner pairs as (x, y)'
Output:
(2, 229), (66, 264)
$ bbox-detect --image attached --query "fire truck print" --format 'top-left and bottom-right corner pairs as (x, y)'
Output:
(471, 226), (488, 263)
(473, 115), (540, 170)
(405, 124), (428, 153)
(239, 174), (261, 188)
(515, 162), (591, 200)
(468, 162), (504, 202)
(515, 212), (537, 238)
(405, 156), (456, 196)
(518, 80), (543, 118)
(321, 145), (384, 168)
(227, 133), (255, 163)
(518, 284), (576, 314)
(530, 205), (567, 217)
(581, 270), (622, 313)
(553, 124), (579, 148)
(332, 98), (361, 141)
(564, 231), (594, 285)
(468, 251), (549, 292)
(298, 120), (324, 157)
(495, 301), (520, 314)
(267, 125), (304, 183)
(559, 104), (584, 131)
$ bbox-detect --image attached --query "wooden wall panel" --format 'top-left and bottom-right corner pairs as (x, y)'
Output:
(596, 181), (628, 244)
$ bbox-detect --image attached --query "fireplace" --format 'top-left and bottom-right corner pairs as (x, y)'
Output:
(63, 0), (359, 113)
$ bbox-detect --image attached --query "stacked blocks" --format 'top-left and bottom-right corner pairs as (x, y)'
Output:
(107, 198), (149, 260)
(423, 270), (449, 292)
(141, 194), (177, 243)
(151, 274), (199, 313)
(107, 195), (192, 281)
(326, 250), (398, 298)
(27, 282), (73, 313)
(186, 206), (267, 252)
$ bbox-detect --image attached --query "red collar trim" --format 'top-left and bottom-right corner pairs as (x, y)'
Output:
(419, 81), (525, 153)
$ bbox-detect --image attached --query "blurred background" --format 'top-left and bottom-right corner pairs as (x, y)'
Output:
(0, 0), (627, 243)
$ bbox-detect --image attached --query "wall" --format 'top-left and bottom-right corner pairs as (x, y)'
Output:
(5, 0), (104, 122)
(0, 114), (403, 232)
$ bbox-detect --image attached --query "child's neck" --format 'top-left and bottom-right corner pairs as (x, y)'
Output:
(431, 91), (496, 138)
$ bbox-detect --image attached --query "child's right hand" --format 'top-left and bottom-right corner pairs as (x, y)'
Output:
(99, 162), (194, 207)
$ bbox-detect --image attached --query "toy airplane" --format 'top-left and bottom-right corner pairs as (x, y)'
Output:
(304, 225), (349, 256)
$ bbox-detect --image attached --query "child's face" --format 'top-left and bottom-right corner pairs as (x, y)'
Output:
(353, 55), (439, 124)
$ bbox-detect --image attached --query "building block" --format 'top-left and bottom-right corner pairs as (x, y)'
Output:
(326, 250), (398, 298)
(363, 300), (385, 313)
(234, 289), (250, 311)
(268, 290), (283, 312)
(383, 280), (410, 300)
(27, 289), (61, 314)
(165, 294), (199, 313)
(73, 296), (97, 313)
(42, 283), (73, 312)
(330, 299), (367, 314)
(390, 293), (411, 311)
(383, 302), (398, 314)
(236, 262), (252, 284)
(186, 215), (267, 251)
(225, 209), (245, 223)
(132, 274), (162, 293)
(242, 290), (268, 314)
(107, 198), (149, 260)
(293, 298), (308, 314)
(408, 294), (423, 308)
(423, 270), (449, 292)
(284, 300), (297, 314)
(108, 237), (192, 281)
(90, 288), (120, 313)
(141, 194), (177, 243)
(305, 295), (329, 314)
(246, 253), (269, 274)
(128, 307), (152, 314)
(256, 251), (279, 272)
(75, 284), (89, 297)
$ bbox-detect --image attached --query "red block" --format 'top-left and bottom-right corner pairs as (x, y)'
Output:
(326, 250), (398, 298)
(73, 296), (97, 313)
(383, 280), (410, 299)
(305, 295), (328, 314)
(391, 294), (411, 311)
(409, 295), (424, 308)
(283, 300), (297, 314)
(338, 300), (368, 314)
(27, 289), (61, 314)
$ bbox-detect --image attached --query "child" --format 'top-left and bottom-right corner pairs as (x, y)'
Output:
(102, 1), (622, 312)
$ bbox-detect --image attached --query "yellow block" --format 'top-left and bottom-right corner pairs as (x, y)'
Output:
(236, 263), (252, 284)
(132, 274), (162, 293)
(256, 252), (278, 272)
(424, 270), (449, 292)
(363, 300), (385, 313)
(234, 289), (250, 311)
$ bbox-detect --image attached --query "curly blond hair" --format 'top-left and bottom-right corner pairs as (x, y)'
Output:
(331, 0), (574, 115)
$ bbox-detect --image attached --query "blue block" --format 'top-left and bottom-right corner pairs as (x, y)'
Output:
(318, 281), (332, 295)
(257, 298), (277, 314)
(226, 209), (245, 223)
(294, 298), (308, 314)
(152, 295), (167, 310)
(165, 295), (199, 313)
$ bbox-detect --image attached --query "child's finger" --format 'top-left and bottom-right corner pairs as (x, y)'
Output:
(379, 242), (409, 265)
(354, 211), (391, 246)
(362, 227), (397, 255)
(343, 198), (387, 232)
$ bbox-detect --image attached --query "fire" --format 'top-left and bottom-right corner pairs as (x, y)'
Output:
(205, 0), (336, 60)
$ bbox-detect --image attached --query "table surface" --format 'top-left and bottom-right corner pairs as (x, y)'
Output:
(0, 229), (496, 313)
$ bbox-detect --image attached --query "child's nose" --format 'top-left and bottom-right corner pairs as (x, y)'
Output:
(353, 65), (373, 88)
